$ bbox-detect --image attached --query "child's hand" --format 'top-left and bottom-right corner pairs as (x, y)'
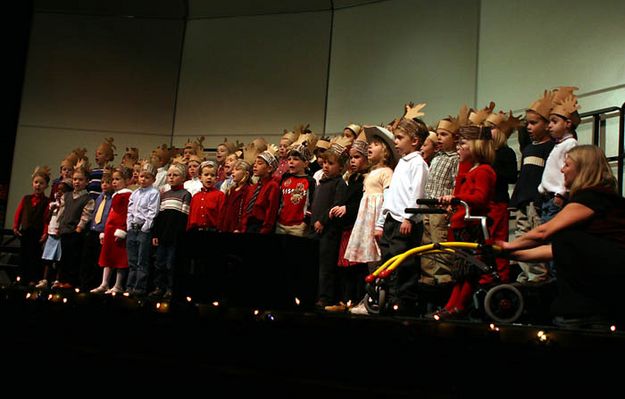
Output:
(152, 237), (159, 246)
(40, 233), (48, 244)
(314, 221), (324, 234)
(13, 228), (21, 237)
(399, 219), (412, 235)
(329, 206), (346, 218)
(374, 228), (383, 241)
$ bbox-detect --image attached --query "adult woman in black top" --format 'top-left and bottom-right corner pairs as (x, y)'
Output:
(499, 145), (625, 326)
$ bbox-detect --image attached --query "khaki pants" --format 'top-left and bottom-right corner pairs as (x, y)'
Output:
(420, 213), (453, 285)
(514, 203), (550, 282)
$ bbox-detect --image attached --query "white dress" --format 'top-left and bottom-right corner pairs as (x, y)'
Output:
(343, 167), (393, 263)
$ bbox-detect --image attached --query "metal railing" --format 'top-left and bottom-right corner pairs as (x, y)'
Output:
(579, 103), (624, 195)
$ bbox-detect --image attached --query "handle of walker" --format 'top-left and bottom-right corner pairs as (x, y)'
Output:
(416, 198), (461, 206)
(405, 208), (448, 214)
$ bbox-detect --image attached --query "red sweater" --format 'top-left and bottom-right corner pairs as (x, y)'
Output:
(449, 163), (496, 230)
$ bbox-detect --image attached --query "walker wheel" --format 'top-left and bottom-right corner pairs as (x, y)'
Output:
(484, 284), (524, 323)
(364, 283), (387, 315)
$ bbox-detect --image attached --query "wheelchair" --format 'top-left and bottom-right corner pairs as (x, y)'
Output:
(363, 198), (528, 323)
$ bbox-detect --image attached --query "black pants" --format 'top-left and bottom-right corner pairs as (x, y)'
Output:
(18, 228), (44, 284)
(379, 216), (423, 306)
(551, 229), (625, 319)
(80, 230), (102, 290)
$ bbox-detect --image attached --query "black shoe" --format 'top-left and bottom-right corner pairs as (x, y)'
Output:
(162, 289), (173, 300)
(148, 288), (163, 298)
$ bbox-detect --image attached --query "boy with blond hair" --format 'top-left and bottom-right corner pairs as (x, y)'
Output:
(375, 112), (430, 308)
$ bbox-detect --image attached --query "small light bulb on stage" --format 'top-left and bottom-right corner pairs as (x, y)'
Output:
(392, 304), (399, 311)
(610, 325), (616, 332)
(212, 301), (219, 307)
(16, 276), (21, 282)
(63, 298), (68, 304)
(186, 296), (192, 302)
(434, 314), (440, 321)
(346, 300), (352, 308)
(253, 310), (260, 316)
(156, 302), (161, 309)
(294, 297), (300, 306)
(48, 294), (53, 300)
(123, 292), (130, 297)
(25, 293), (31, 299)
(74, 288), (80, 293)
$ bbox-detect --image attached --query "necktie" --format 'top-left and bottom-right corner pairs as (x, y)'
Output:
(246, 182), (262, 214)
(94, 196), (107, 224)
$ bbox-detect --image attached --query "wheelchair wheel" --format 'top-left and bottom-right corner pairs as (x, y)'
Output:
(363, 283), (387, 315)
(484, 284), (524, 323)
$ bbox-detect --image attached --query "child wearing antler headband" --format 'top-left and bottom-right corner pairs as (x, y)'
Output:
(539, 88), (580, 225)
(56, 161), (95, 289)
(13, 166), (51, 285)
(510, 90), (557, 284)
(88, 137), (116, 199)
(374, 104), (429, 309)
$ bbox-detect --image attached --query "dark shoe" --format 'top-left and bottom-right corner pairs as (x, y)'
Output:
(162, 289), (173, 300)
(148, 288), (163, 298)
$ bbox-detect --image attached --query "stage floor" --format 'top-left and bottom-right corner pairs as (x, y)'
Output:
(1, 285), (623, 397)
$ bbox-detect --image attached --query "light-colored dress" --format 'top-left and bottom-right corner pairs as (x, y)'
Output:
(343, 167), (393, 263)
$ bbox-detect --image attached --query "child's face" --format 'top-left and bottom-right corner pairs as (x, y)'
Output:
(437, 129), (456, 152)
(342, 128), (357, 141)
(111, 172), (127, 191)
(132, 165), (141, 181)
(457, 139), (473, 163)
(150, 154), (164, 168)
(32, 176), (48, 195)
(322, 158), (342, 178)
(72, 172), (88, 191)
(100, 179), (112, 193)
(167, 167), (185, 187)
(60, 165), (73, 179)
(287, 155), (307, 175)
(216, 145), (229, 163)
(525, 111), (549, 141)
(183, 147), (194, 160)
(224, 154), (238, 175)
(187, 161), (200, 178)
(315, 149), (326, 166)
(278, 138), (291, 158)
(393, 129), (419, 157)
(232, 166), (249, 185)
(138, 172), (155, 188)
(548, 114), (570, 139)
(349, 151), (367, 173)
(368, 140), (384, 164)
(253, 158), (271, 178)
(200, 166), (216, 189)
(95, 149), (106, 166)
(421, 138), (438, 162)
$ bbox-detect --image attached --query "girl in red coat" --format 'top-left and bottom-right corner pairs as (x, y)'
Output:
(91, 167), (133, 294)
(433, 125), (496, 319)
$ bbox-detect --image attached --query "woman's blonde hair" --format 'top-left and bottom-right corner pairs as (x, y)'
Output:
(566, 145), (617, 196)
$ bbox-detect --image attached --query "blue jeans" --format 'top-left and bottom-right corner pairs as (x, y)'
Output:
(126, 229), (152, 293)
(541, 197), (562, 275)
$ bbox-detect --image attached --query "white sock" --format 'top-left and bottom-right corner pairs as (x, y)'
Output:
(100, 267), (112, 288)
(113, 269), (127, 290)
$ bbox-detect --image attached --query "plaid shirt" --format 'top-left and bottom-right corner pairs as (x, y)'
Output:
(424, 150), (459, 198)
